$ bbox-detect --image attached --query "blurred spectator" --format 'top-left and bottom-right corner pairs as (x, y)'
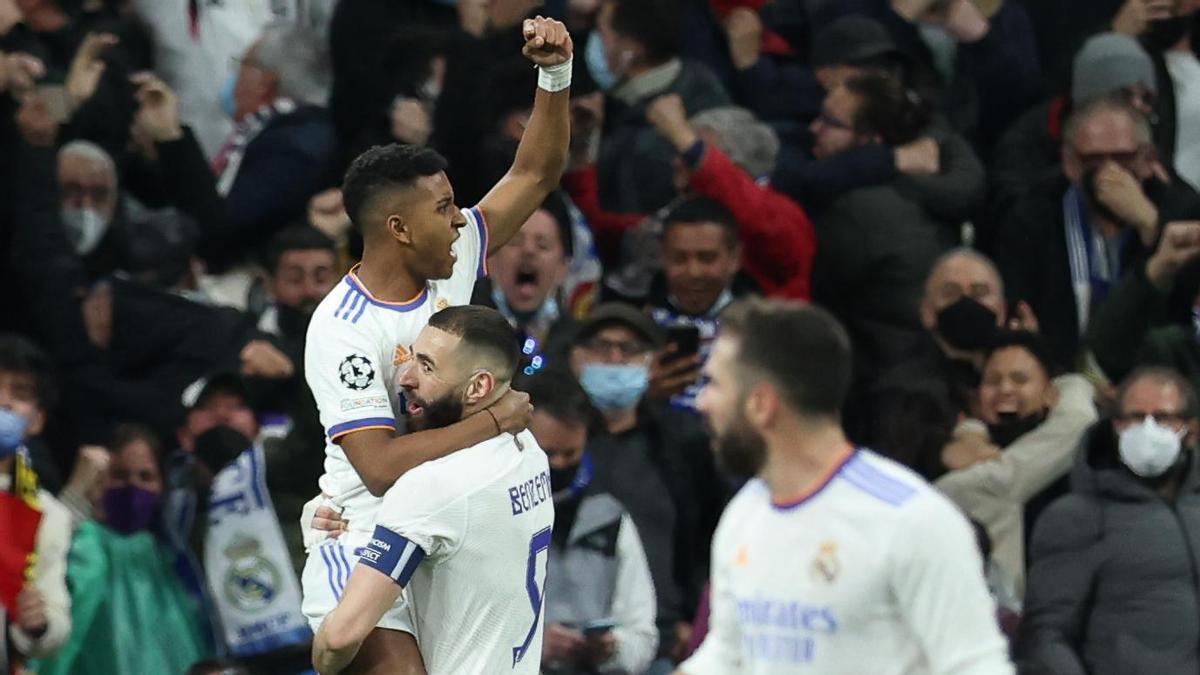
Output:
(991, 32), (1162, 243)
(473, 192), (580, 373)
(1088, 220), (1200, 391)
(865, 248), (1021, 474)
(936, 331), (1099, 595)
(36, 424), (211, 675)
(763, 15), (969, 214)
(129, 0), (295, 157)
(327, 0), (458, 153)
(521, 367), (658, 675)
(997, 96), (1200, 370)
(638, 198), (761, 413)
(251, 224), (338, 352)
(592, 0), (731, 213)
(567, 303), (727, 672)
(164, 373), (311, 673)
(566, 95), (816, 305)
(0, 334), (70, 667)
(1019, 366), (1200, 674)
(1150, 1), (1200, 191)
(207, 21), (337, 271)
(811, 73), (983, 394)
(645, 96), (816, 301)
(717, 3), (824, 146)
(883, 0), (1042, 152)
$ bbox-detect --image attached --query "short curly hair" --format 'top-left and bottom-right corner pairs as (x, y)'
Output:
(341, 144), (448, 232)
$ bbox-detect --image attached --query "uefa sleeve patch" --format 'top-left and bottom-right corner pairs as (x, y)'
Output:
(358, 525), (427, 587)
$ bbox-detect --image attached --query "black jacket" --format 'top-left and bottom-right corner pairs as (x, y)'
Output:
(597, 60), (730, 214)
(1018, 423), (1200, 675)
(997, 176), (1200, 370)
(590, 402), (729, 624)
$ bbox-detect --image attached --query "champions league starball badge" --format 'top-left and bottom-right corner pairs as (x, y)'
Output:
(339, 354), (376, 391)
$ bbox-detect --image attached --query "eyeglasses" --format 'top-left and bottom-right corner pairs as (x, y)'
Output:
(1114, 411), (1189, 425)
(581, 337), (651, 358)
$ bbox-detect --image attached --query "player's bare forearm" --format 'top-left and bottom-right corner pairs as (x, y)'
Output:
(313, 617), (360, 675)
(313, 567), (405, 673)
(344, 413), (499, 496)
(479, 16), (572, 253)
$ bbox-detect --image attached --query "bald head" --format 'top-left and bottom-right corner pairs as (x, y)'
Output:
(920, 248), (1006, 331)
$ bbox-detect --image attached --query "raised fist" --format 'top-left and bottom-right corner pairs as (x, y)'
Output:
(522, 16), (573, 67)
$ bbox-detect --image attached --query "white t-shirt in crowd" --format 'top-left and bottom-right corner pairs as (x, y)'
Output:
(1167, 50), (1200, 193)
(683, 449), (1014, 675)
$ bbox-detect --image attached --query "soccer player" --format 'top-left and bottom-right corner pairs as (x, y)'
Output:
(681, 298), (1013, 674)
(312, 306), (554, 674)
(300, 14), (573, 672)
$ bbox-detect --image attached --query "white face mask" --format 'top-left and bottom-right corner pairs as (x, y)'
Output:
(1118, 416), (1186, 478)
(61, 207), (110, 255)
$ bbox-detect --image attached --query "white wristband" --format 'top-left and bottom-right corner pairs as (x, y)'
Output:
(537, 56), (573, 93)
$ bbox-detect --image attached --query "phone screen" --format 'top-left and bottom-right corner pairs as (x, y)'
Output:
(666, 325), (700, 359)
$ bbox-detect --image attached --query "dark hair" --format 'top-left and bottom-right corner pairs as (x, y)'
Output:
(428, 305), (520, 381)
(540, 190), (574, 259)
(485, 57), (538, 132)
(718, 298), (852, 418)
(186, 659), (250, 675)
(662, 196), (738, 244)
(843, 73), (931, 146)
(341, 144), (449, 230)
(264, 224), (336, 274)
(517, 366), (594, 428)
(111, 422), (164, 467)
(1118, 366), (1199, 418)
(0, 334), (57, 410)
(609, 0), (681, 64)
(985, 331), (1057, 378)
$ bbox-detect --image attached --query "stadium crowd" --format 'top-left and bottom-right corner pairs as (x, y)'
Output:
(1, 0), (1200, 672)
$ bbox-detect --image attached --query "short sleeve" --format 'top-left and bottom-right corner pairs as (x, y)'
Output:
(367, 463), (469, 572)
(304, 305), (396, 442)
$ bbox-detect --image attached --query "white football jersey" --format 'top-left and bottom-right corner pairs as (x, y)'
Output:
(359, 430), (554, 675)
(304, 207), (488, 545)
(683, 449), (1013, 675)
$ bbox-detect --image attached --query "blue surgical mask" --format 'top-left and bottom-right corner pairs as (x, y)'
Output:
(220, 72), (239, 120)
(0, 408), (29, 457)
(585, 31), (618, 92)
(580, 363), (648, 412)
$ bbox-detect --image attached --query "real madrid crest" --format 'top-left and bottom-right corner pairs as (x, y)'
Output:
(436, 298), (450, 311)
(811, 540), (840, 584)
(223, 536), (281, 611)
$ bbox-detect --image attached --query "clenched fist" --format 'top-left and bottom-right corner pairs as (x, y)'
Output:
(522, 16), (573, 67)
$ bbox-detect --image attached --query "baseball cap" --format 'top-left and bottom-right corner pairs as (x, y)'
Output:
(573, 303), (664, 349)
(181, 372), (250, 410)
(810, 15), (900, 68)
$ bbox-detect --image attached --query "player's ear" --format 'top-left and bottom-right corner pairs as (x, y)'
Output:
(464, 370), (496, 406)
(387, 214), (412, 244)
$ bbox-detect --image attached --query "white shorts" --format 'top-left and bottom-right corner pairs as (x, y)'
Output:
(301, 536), (415, 634)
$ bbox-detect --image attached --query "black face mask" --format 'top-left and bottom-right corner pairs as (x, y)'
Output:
(936, 297), (998, 352)
(550, 465), (580, 494)
(1144, 16), (1191, 53)
(987, 411), (1048, 448)
(276, 303), (313, 339)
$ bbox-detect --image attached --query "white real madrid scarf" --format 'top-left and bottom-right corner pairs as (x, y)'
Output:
(204, 445), (310, 656)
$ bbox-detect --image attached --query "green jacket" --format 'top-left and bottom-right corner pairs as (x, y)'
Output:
(32, 522), (209, 675)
